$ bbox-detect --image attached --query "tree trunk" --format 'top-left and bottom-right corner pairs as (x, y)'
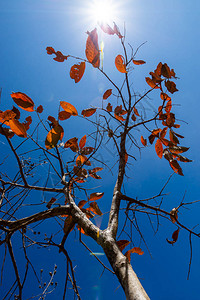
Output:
(101, 232), (150, 300)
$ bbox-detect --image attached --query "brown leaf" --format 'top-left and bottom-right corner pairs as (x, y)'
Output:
(133, 107), (140, 116)
(89, 201), (102, 215)
(76, 154), (88, 166)
(103, 89), (112, 100)
(106, 103), (112, 112)
(70, 62), (86, 83)
(165, 80), (178, 94)
(160, 92), (171, 101)
(89, 192), (104, 201)
(132, 59), (146, 65)
(81, 147), (94, 155)
(46, 47), (55, 55)
(165, 99), (172, 113)
(0, 127), (14, 138)
(78, 200), (87, 209)
(161, 63), (172, 78)
(60, 101), (78, 116)
(167, 228), (180, 244)
(81, 108), (97, 117)
(169, 146), (189, 154)
(115, 55), (127, 73)
(64, 137), (79, 152)
(116, 240), (130, 252)
(131, 114), (136, 121)
(63, 216), (75, 235)
(169, 160), (183, 176)
(85, 28), (100, 68)
(155, 139), (163, 158)
(36, 105), (43, 113)
(58, 111), (72, 121)
(169, 129), (179, 145)
(11, 92), (34, 112)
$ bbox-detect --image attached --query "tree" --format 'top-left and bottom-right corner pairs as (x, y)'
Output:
(0, 22), (197, 300)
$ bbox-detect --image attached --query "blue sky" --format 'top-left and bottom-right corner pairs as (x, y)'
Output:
(1, 1), (200, 299)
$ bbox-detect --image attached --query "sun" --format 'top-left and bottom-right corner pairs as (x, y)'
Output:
(89, 0), (117, 24)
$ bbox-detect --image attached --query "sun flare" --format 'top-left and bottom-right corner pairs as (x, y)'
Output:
(89, 0), (117, 24)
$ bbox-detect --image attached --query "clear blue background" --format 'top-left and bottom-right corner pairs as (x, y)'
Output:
(0, 1), (200, 299)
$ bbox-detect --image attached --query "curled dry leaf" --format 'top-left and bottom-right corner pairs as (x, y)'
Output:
(167, 228), (180, 244)
(133, 107), (140, 117)
(115, 55), (127, 73)
(70, 62), (86, 83)
(89, 201), (102, 216)
(103, 89), (112, 100)
(170, 208), (178, 223)
(89, 192), (104, 201)
(11, 92), (35, 112)
(125, 247), (144, 262)
(81, 108), (96, 117)
(165, 80), (178, 94)
(60, 101), (78, 116)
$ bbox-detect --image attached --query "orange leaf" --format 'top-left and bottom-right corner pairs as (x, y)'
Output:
(145, 77), (159, 89)
(169, 129), (179, 145)
(64, 137), (79, 152)
(58, 111), (72, 120)
(81, 108), (96, 117)
(79, 135), (86, 149)
(103, 89), (112, 100)
(141, 136), (147, 146)
(23, 116), (32, 130)
(155, 139), (163, 158)
(160, 127), (168, 139)
(0, 110), (16, 125)
(11, 92), (34, 112)
(160, 92), (171, 101)
(60, 101), (78, 116)
(76, 154), (88, 166)
(45, 124), (63, 149)
(78, 200), (87, 209)
(115, 55), (127, 73)
(70, 62), (86, 83)
(133, 107), (140, 116)
(9, 119), (27, 138)
(116, 240), (130, 252)
(132, 59), (146, 65)
(169, 146), (189, 154)
(85, 28), (100, 68)
(125, 247), (144, 262)
(165, 99), (172, 113)
(36, 105), (43, 113)
(89, 192), (104, 201)
(46, 47), (55, 55)
(106, 103), (112, 112)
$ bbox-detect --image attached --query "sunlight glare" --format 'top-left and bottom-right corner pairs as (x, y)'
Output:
(89, 0), (117, 24)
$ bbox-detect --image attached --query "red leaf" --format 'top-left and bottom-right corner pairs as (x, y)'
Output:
(115, 55), (127, 73)
(58, 111), (72, 121)
(11, 92), (34, 112)
(46, 47), (55, 55)
(70, 62), (86, 83)
(103, 89), (112, 100)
